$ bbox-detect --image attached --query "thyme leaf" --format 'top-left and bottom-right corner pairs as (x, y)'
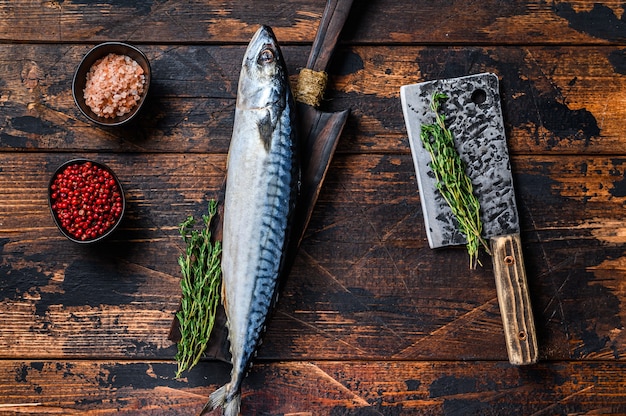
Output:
(175, 200), (222, 378)
(420, 92), (491, 268)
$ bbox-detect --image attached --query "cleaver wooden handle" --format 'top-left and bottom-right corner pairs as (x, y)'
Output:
(490, 233), (538, 365)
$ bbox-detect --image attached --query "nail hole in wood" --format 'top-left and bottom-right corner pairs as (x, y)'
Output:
(518, 331), (527, 341)
(504, 255), (515, 265)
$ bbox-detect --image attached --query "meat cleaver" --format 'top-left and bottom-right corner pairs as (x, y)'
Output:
(400, 73), (538, 365)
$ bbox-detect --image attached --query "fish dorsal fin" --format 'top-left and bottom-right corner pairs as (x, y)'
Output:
(257, 110), (273, 151)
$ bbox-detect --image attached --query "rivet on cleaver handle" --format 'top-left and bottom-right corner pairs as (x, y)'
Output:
(400, 73), (538, 365)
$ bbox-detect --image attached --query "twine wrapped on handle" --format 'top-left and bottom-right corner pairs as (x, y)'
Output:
(294, 68), (328, 108)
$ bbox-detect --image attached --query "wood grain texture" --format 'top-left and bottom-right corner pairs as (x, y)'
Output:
(0, 0), (624, 45)
(490, 233), (538, 365)
(2, 0), (626, 413)
(1, 153), (626, 362)
(0, 44), (624, 155)
(1, 360), (626, 415)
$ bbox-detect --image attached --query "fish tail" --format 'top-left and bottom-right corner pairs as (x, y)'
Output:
(199, 383), (241, 416)
(224, 394), (241, 416)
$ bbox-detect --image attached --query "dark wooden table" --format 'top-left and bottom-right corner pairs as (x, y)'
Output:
(2, 1), (626, 414)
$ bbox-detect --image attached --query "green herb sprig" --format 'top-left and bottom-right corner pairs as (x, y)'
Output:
(420, 92), (491, 268)
(175, 200), (222, 378)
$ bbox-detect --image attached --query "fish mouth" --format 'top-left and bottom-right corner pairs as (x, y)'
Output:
(249, 25), (278, 49)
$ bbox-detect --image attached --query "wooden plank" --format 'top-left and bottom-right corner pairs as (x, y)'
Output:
(1, 359), (625, 415)
(1, 0), (624, 412)
(333, 44), (624, 155)
(0, 0), (623, 45)
(0, 44), (623, 155)
(1, 153), (626, 362)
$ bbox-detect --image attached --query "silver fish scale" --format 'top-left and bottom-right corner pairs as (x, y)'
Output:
(242, 110), (298, 371)
(208, 25), (299, 416)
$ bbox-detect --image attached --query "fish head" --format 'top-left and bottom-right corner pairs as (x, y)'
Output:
(238, 25), (288, 111)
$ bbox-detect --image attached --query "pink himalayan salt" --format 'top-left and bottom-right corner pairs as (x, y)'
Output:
(83, 53), (146, 119)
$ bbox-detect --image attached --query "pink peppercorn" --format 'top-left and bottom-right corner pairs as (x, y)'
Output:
(50, 161), (124, 241)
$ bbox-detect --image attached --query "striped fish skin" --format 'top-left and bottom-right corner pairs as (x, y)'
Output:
(204, 25), (299, 416)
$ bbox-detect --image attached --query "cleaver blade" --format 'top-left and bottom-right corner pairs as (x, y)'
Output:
(400, 73), (538, 365)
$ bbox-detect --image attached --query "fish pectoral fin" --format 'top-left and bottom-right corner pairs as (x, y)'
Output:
(257, 109), (274, 151)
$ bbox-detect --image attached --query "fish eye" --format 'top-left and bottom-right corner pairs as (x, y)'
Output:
(258, 48), (274, 64)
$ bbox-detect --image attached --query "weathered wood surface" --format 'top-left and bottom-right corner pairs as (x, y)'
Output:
(2, 152), (626, 361)
(2, 0), (626, 414)
(1, 0), (625, 45)
(2, 360), (626, 415)
(1, 43), (624, 155)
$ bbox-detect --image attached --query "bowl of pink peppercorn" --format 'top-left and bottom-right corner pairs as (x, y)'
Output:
(48, 159), (125, 243)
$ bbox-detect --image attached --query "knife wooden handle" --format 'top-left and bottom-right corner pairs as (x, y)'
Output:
(490, 233), (538, 365)
(306, 0), (354, 72)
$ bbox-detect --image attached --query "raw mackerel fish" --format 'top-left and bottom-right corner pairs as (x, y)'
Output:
(203, 25), (300, 416)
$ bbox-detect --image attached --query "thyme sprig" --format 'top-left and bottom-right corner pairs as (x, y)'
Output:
(420, 92), (491, 268)
(175, 200), (222, 378)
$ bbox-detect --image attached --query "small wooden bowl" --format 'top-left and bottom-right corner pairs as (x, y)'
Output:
(48, 159), (126, 244)
(72, 42), (151, 126)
